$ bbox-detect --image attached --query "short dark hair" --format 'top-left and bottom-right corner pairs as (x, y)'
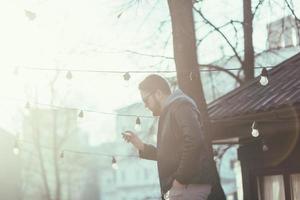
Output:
(139, 74), (171, 95)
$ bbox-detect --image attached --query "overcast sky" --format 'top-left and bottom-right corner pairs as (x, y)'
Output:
(0, 0), (298, 143)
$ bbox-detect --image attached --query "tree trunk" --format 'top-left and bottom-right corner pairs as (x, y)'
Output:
(167, 1), (225, 199)
(167, 0), (209, 129)
(243, 0), (255, 82)
(31, 112), (51, 200)
(50, 74), (61, 200)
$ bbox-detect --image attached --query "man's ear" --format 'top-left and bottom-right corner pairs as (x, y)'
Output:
(155, 89), (163, 99)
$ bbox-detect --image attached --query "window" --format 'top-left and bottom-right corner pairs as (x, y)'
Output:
(291, 174), (300, 200)
(258, 175), (285, 200)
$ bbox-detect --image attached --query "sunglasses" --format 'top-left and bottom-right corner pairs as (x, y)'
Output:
(142, 91), (155, 104)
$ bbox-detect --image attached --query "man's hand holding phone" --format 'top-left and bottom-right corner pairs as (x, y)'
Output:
(122, 131), (144, 151)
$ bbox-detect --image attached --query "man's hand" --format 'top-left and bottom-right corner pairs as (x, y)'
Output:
(122, 131), (144, 151)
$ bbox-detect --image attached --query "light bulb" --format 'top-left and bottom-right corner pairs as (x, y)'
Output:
(262, 144), (269, 152)
(14, 67), (19, 75)
(24, 10), (36, 21)
(134, 124), (141, 132)
(123, 72), (130, 87)
(66, 71), (72, 80)
(25, 102), (30, 109)
(251, 121), (260, 137)
(78, 110), (84, 118)
(251, 129), (260, 137)
(13, 147), (20, 155)
(112, 157), (118, 170)
(260, 67), (269, 86)
(123, 72), (131, 81)
(135, 117), (141, 132)
(112, 163), (118, 170)
(260, 76), (269, 86)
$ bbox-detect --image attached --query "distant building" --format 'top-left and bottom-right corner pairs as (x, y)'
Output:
(203, 15), (300, 103)
(0, 128), (21, 200)
(20, 108), (96, 200)
(98, 103), (161, 200)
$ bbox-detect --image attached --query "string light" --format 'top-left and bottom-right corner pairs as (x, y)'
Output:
(123, 72), (131, 81)
(78, 110), (84, 118)
(13, 141), (20, 155)
(17, 65), (275, 73)
(134, 117), (141, 132)
(1, 135), (139, 167)
(123, 72), (130, 87)
(24, 10), (36, 21)
(251, 121), (260, 137)
(111, 156), (118, 170)
(5, 97), (153, 119)
(25, 102), (30, 109)
(14, 67), (19, 75)
(259, 67), (269, 86)
(66, 71), (72, 80)
(60, 151), (64, 158)
(262, 141), (269, 152)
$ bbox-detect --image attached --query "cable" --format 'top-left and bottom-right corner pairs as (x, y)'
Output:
(14, 138), (138, 158)
(61, 149), (137, 158)
(1, 97), (154, 119)
(15, 65), (275, 73)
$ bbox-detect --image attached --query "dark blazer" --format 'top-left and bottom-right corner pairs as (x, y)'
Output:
(139, 92), (225, 200)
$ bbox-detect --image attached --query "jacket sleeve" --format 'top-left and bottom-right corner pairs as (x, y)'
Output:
(172, 103), (206, 184)
(139, 143), (157, 161)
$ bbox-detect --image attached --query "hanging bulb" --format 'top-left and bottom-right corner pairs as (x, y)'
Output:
(13, 142), (20, 155)
(24, 10), (36, 21)
(66, 71), (72, 80)
(123, 72), (130, 87)
(262, 143), (269, 152)
(251, 129), (259, 137)
(262, 140), (269, 151)
(134, 117), (141, 132)
(14, 67), (19, 75)
(78, 110), (84, 118)
(259, 67), (269, 86)
(24, 102), (31, 116)
(251, 121), (260, 137)
(25, 102), (30, 109)
(123, 72), (131, 81)
(60, 151), (64, 158)
(112, 156), (118, 170)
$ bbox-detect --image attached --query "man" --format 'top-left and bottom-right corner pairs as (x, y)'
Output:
(122, 74), (225, 200)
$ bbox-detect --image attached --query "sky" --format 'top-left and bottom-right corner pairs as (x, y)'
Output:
(0, 0), (299, 144)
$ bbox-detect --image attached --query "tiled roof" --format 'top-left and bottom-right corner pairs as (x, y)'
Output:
(208, 52), (300, 120)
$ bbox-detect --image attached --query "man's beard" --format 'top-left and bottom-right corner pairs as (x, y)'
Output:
(151, 96), (161, 116)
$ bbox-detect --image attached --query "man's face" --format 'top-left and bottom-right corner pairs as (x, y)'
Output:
(140, 90), (161, 116)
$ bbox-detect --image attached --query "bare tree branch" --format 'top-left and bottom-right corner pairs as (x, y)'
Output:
(231, 21), (239, 49)
(193, 7), (244, 66)
(284, 0), (300, 22)
(116, 0), (143, 18)
(252, 0), (265, 19)
(197, 20), (243, 47)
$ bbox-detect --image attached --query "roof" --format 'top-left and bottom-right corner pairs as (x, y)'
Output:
(208, 52), (300, 120)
